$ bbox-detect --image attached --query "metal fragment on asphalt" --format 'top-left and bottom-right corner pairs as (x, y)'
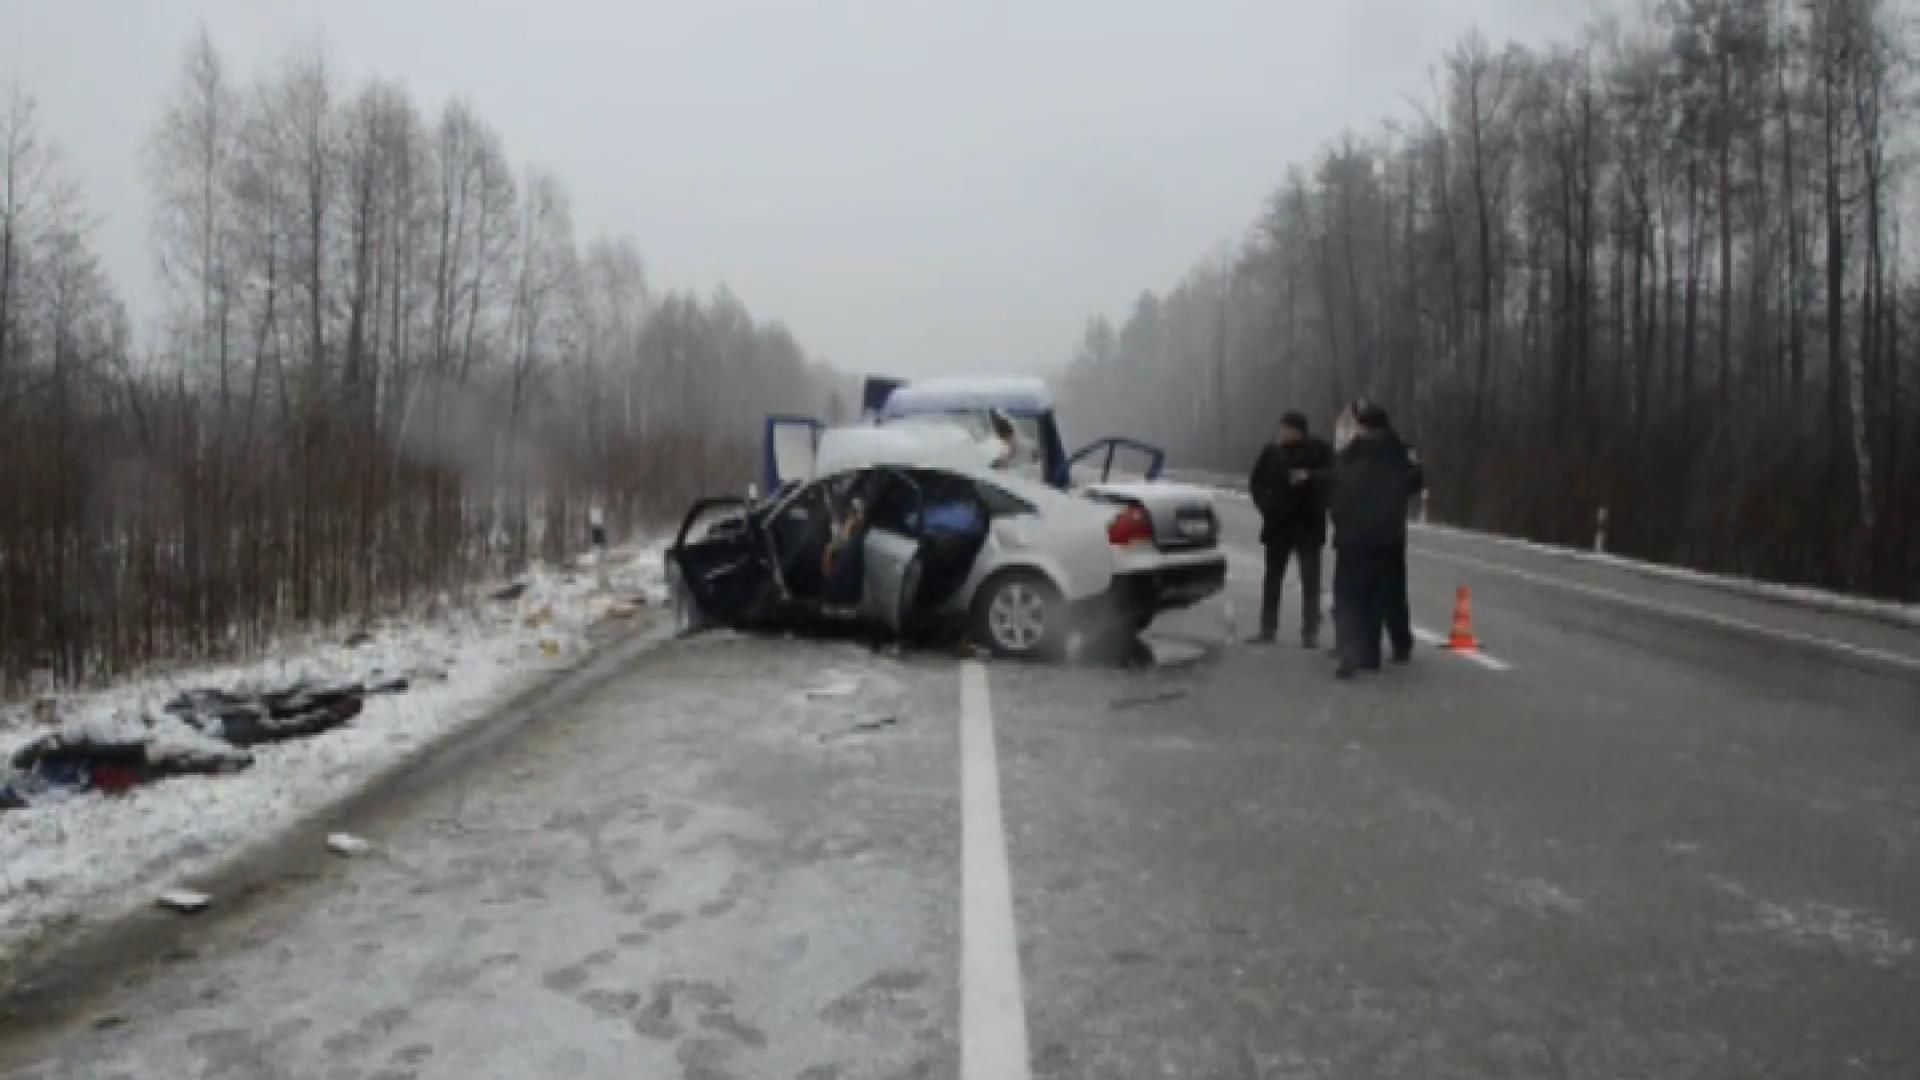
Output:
(156, 889), (211, 914)
(819, 715), (901, 743)
(327, 832), (371, 857)
(1110, 689), (1190, 711)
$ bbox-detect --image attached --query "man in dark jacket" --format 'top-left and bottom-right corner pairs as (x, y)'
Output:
(1378, 421), (1425, 663)
(1248, 412), (1333, 647)
(1329, 403), (1416, 679)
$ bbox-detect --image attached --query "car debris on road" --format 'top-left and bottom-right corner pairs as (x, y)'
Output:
(326, 832), (372, 857)
(155, 888), (212, 915)
(819, 714), (902, 744)
(1109, 688), (1191, 712)
(805, 680), (861, 700)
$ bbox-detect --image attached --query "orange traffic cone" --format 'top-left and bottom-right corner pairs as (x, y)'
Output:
(1446, 587), (1479, 651)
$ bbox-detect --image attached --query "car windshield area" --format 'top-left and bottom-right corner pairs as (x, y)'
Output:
(890, 411), (1047, 481)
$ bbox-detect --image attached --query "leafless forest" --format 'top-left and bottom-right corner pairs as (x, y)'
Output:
(0, 32), (832, 691)
(1061, 0), (1920, 601)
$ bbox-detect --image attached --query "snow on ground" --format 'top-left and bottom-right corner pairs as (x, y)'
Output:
(1176, 469), (1920, 629)
(0, 541), (668, 979)
(1414, 522), (1920, 630)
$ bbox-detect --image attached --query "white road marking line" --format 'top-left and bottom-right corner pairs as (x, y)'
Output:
(960, 661), (1032, 1080)
(1414, 545), (1920, 674)
(1227, 544), (1507, 671)
(1412, 626), (1513, 671)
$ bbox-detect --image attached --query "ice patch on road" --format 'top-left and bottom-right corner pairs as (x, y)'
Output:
(1710, 875), (1916, 968)
(805, 680), (860, 701)
(0, 542), (666, 981)
(1495, 874), (1586, 917)
(1747, 899), (1917, 968)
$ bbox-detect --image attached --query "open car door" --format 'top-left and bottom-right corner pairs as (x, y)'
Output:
(1060, 437), (1167, 487)
(667, 497), (776, 634)
(851, 469), (926, 637)
(762, 415), (825, 495)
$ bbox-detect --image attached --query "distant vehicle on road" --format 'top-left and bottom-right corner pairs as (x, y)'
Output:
(670, 422), (1225, 659)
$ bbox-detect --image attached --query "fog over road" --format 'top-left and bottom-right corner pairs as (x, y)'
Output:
(3, 501), (1917, 1079)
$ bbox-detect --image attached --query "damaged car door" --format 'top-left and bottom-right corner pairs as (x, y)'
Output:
(852, 469), (927, 637)
(763, 414), (825, 495)
(668, 496), (778, 634)
(673, 469), (928, 640)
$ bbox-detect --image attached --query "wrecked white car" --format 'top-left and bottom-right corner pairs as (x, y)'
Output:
(668, 423), (1226, 659)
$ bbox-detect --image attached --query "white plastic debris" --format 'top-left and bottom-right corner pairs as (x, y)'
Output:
(326, 832), (371, 857)
(156, 889), (211, 914)
(805, 681), (859, 700)
(1063, 631), (1086, 662)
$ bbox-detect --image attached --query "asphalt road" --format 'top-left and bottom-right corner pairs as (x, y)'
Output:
(3, 500), (1918, 1079)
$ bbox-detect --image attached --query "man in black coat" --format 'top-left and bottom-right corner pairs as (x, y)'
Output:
(1248, 411), (1334, 647)
(1376, 416), (1425, 664)
(1329, 403), (1417, 679)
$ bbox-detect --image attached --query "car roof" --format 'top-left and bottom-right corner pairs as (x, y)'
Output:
(815, 422), (999, 477)
(879, 376), (1054, 419)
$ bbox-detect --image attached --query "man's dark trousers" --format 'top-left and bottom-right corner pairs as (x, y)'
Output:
(1381, 546), (1413, 659)
(1260, 533), (1323, 642)
(1334, 548), (1394, 668)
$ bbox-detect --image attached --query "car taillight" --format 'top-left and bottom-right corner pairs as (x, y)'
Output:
(1107, 504), (1154, 547)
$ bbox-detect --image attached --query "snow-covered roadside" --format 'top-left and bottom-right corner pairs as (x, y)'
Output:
(1409, 522), (1920, 631)
(1176, 469), (1920, 631)
(0, 542), (670, 978)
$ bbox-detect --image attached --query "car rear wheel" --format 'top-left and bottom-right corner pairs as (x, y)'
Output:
(972, 571), (1060, 660)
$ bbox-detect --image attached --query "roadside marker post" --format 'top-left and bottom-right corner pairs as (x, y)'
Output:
(589, 505), (608, 590)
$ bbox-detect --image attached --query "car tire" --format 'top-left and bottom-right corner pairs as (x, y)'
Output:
(971, 571), (1061, 660)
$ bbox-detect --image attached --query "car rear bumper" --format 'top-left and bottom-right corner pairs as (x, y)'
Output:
(1107, 552), (1228, 615)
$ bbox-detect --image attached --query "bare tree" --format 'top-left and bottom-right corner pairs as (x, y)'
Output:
(1061, 2), (1920, 599)
(150, 26), (237, 406)
(1, 31), (837, 692)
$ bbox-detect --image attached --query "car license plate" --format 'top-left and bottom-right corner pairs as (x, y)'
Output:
(1178, 517), (1212, 539)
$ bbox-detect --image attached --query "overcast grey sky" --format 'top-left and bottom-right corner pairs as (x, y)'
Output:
(2, 0), (1593, 377)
